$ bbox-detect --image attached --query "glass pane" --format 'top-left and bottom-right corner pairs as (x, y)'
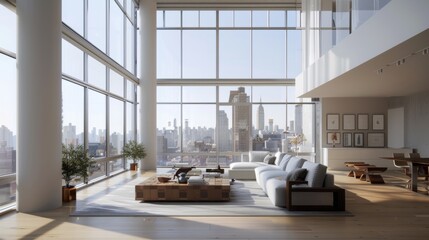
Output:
(109, 98), (124, 156)
(109, 158), (124, 173)
(182, 104), (216, 153)
(157, 30), (181, 78)
(219, 30), (251, 78)
(200, 11), (216, 27)
(0, 5), (16, 53)
(165, 11), (181, 27)
(126, 102), (135, 142)
(252, 11), (268, 27)
(126, 19), (135, 73)
(62, 40), (84, 81)
(182, 30), (216, 78)
(0, 182), (16, 206)
(252, 86), (286, 102)
(157, 104), (181, 166)
(219, 86), (251, 103)
(219, 11), (233, 27)
(269, 11), (286, 27)
(88, 161), (107, 182)
(252, 104), (286, 152)
(287, 30), (302, 79)
(183, 11), (199, 27)
(0, 54), (16, 176)
(287, 86), (297, 102)
(88, 0), (107, 52)
(110, 0), (124, 65)
(88, 56), (106, 90)
(126, 80), (134, 101)
(252, 30), (286, 78)
(182, 86), (216, 103)
(229, 90), (251, 152)
(62, 80), (84, 146)
(110, 69), (124, 97)
(234, 11), (251, 27)
(62, 0), (84, 36)
(157, 11), (164, 28)
(287, 10), (300, 27)
(88, 90), (106, 158)
(157, 86), (181, 102)
(287, 104), (314, 156)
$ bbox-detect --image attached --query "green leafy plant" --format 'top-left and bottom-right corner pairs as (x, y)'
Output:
(122, 140), (147, 164)
(62, 144), (95, 188)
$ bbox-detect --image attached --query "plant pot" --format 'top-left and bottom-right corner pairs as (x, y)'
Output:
(130, 163), (138, 171)
(62, 186), (76, 202)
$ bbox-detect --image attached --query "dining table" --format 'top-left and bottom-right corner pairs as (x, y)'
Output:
(379, 157), (429, 192)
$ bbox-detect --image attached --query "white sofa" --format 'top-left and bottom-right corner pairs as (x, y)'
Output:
(228, 151), (287, 180)
(255, 156), (345, 211)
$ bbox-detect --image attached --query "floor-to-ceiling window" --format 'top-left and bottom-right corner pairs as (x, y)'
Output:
(0, 3), (17, 209)
(156, 9), (315, 167)
(62, 0), (138, 185)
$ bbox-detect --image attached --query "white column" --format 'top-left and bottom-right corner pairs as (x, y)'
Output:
(139, 0), (157, 171)
(16, 0), (62, 212)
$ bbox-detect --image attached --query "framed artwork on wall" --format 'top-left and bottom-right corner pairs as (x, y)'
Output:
(368, 132), (385, 147)
(326, 114), (340, 130)
(357, 114), (369, 130)
(343, 132), (352, 147)
(343, 114), (356, 130)
(327, 132), (341, 145)
(354, 132), (364, 147)
(372, 114), (384, 130)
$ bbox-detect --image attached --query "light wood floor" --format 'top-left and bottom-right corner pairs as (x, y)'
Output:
(1, 170), (429, 240)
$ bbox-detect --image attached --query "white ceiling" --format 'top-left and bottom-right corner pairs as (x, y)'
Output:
(301, 28), (429, 98)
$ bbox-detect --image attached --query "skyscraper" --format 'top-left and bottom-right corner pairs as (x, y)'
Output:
(268, 119), (274, 132)
(217, 110), (230, 151)
(256, 99), (265, 131)
(229, 87), (251, 152)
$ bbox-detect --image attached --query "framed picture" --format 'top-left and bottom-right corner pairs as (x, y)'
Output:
(326, 114), (340, 130)
(343, 132), (353, 147)
(357, 114), (369, 130)
(354, 133), (364, 147)
(368, 132), (385, 147)
(327, 132), (341, 145)
(372, 114), (384, 130)
(343, 114), (356, 130)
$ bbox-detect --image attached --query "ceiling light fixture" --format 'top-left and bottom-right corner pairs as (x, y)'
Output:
(423, 48), (429, 55)
(396, 58), (405, 66)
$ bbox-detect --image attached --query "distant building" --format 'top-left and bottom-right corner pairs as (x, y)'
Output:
(218, 110), (230, 151)
(268, 119), (274, 132)
(256, 100), (265, 131)
(229, 87), (251, 152)
(63, 123), (77, 145)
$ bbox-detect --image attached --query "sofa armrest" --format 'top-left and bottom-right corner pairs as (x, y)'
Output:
(286, 181), (345, 211)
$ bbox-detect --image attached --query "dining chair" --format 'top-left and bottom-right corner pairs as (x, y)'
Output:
(409, 153), (429, 182)
(393, 153), (411, 188)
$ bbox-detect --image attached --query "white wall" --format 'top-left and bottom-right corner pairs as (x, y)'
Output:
(387, 107), (404, 148)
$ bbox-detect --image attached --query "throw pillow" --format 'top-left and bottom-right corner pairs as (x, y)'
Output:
(267, 156), (276, 165)
(263, 154), (272, 163)
(286, 168), (308, 182)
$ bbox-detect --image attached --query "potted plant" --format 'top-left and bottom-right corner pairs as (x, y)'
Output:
(122, 140), (147, 171)
(62, 144), (95, 202)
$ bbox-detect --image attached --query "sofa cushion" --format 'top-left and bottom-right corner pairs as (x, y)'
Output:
(286, 168), (308, 182)
(263, 155), (276, 165)
(274, 152), (287, 166)
(284, 157), (306, 173)
(258, 170), (288, 193)
(249, 151), (269, 162)
(302, 161), (327, 188)
(278, 154), (293, 170)
(265, 178), (287, 207)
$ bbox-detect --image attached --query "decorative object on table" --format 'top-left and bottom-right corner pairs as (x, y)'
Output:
(177, 172), (188, 184)
(326, 114), (340, 130)
(368, 132), (385, 147)
(289, 134), (306, 153)
(372, 114), (385, 130)
(62, 144), (95, 202)
(122, 140), (147, 171)
(357, 114), (369, 130)
(343, 132), (353, 147)
(206, 165), (225, 174)
(172, 166), (196, 179)
(187, 176), (206, 185)
(327, 132), (340, 147)
(157, 176), (171, 183)
(342, 114), (356, 130)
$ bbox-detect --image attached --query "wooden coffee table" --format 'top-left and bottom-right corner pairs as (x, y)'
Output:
(135, 176), (230, 202)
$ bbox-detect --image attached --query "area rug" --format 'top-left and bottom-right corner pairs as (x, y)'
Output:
(71, 178), (352, 217)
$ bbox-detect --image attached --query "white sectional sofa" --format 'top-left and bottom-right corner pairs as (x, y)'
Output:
(254, 155), (345, 211)
(228, 151), (287, 180)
